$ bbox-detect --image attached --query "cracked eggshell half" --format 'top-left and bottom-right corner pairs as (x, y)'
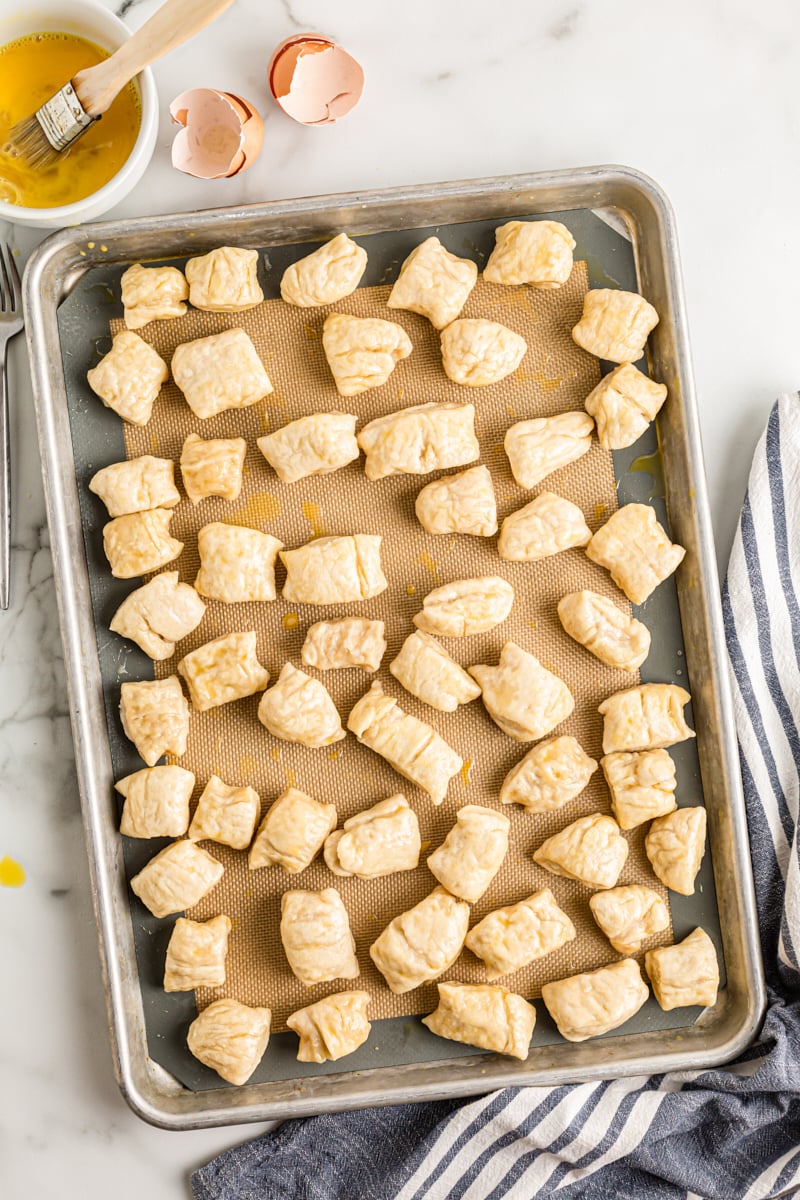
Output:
(169, 89), (264, 179)
(268, 33), (364, 125)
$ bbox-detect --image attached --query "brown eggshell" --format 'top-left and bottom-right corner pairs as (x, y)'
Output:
(268, 33), (364, 125)
(169, 88), (264, 179)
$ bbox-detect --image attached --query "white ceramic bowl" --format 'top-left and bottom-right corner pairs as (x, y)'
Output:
(0, 0), (158, 228)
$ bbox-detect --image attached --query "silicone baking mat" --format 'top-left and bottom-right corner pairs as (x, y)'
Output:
(60, 210), (722, 1090)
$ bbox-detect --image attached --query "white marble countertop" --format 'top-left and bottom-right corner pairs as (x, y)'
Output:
(1, 0), (797, 1194)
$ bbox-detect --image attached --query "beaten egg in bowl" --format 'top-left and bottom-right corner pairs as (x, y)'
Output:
(0, 30), (141, 209)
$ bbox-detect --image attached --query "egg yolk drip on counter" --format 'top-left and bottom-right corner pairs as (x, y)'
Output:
(0, 32), (140, 208)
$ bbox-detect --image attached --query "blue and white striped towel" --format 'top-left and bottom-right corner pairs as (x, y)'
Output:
(192, 395), (800, 1200)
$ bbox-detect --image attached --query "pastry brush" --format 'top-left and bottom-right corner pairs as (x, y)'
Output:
(9, 0), (237, 168)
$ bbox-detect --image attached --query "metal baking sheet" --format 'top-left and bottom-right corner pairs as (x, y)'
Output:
(23, 167), (765, 1129)
(62, 213), (718, 1087)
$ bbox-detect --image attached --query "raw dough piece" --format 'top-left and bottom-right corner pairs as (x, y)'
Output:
(164, 914), (231, 992)
(499, 735), (597, 813)
(415, 465), (498, 537)
(194, 522), (283, 604)
(541, 958), (649, 1041)
(589, 884), (670, 955)
(187, 998), (271, 1086)
(499, 492), (591, 561)
(504, 412), (594, 490)
(469, 641), (575, 742)
(103, 508), (183, 579)
(323, 312), (412, 396)
(185, 246), (263, 311)
(389, 630), (481, 712)
(188, 775), (260, 849)
(116, 764), (195, 838)
(180, 433), (247, 505)
(249, 786), (337, 873)
(258, 663), (345, 747)
(423, 981), (536, 1059)
(119, 676), (189, 766)
(357, 402), (479, 481)
(557, 590), (651, 672)
(601, 749), (677, 829)
(87, 330), (168, 426)
(466, 889), (576, 980)
(387, 236), (478, 329)
(280, 233), (367, 307)
(645, 927), (719, 1010)
(427, 805), (510, 902)
(586, 504), (686, 605)
(324, 794), (420, 879)
(413, 576), (514, 638)
(645, 806), (707, 895)
(347, 681), (462, 805)
(599, 683), (695, 754)
(257, 413), (359, 483)
(130, 839), (223, 918)
(89, 456), (180, 517)
(178, 631), (269, 712)
(121, 263), (188, 330)
(287, 991), (372, 1063)
(484, 220), (575, 289)
(281, 535), (387, 605)
(584, 363), (668, 450)
(370, 886), (470, 994)
(533, 813), (628, 889)
(572, 288), (659, 363)
(109, 571), (206, 661)
(301, 618), (386, 673)
(280, 888), (359, 986)
(172, 328), (272, 420)
(441, 318), (527, 387)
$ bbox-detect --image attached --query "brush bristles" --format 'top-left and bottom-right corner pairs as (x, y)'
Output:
(7, 81), (97, 167)
(7, 114), (60, 169)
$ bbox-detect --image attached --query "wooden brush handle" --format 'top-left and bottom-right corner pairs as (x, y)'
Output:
(74, 0), (238, 116)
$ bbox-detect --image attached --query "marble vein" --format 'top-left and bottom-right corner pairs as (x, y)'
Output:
(114, 0), (152, 17)
(549, 6), (582, 39)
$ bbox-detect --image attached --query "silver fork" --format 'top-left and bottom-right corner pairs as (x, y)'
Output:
(0, 243), (23, 610)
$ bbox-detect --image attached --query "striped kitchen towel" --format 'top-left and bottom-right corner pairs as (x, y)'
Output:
(192, 395), (800, 1200)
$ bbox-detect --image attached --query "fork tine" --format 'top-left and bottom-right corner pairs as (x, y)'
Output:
(6, 245), (20, 310)
(0, 244), (9, 314)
